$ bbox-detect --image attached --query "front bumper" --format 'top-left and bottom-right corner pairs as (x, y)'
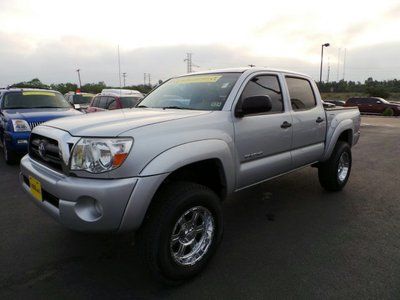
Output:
(20, 155), (169, 233)
(5, 131), (30, 153)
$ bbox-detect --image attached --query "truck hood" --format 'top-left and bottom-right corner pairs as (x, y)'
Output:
(3, 108), (82, 120)
(42, 108), (212, 136)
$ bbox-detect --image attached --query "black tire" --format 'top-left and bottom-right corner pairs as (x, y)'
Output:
(139, 181), (223, 285)
(3, 137), (18, 165)
(318, 141), (352, 192)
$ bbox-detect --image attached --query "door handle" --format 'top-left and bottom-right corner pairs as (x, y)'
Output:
(316, 117), (324, 123)
(281, 121), (292, 129)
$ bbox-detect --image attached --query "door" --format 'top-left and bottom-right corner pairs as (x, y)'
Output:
(285, 76), (326, 168)
(234, 74), (293, 189)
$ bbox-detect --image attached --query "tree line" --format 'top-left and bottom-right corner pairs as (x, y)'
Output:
(8, 77), (400, 99)
(317, 77), (400, 98)
(8, 78), (154, 94)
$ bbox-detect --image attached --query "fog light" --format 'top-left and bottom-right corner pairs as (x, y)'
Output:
(74, 197), (103, 222)
(17, 139), (28, 144)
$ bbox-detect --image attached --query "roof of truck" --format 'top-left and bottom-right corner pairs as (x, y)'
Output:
(176, 67), (312, 79)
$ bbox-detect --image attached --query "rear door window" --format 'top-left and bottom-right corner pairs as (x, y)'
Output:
(92, 96), (100, 107)
(98, 96), (108, 109)
(286, 77), (317, 110)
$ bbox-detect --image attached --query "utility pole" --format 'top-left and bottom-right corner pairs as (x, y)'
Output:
(336, 48), (341, 81)
(342, 48), (347, 81)
(184, 53), (193, 73)
(76, 69), (82, 89)
(122, 72), (127, 87)
(117, 45), (122, 89)
(184, 53), (199, 73)
(326, 58), (330, 83)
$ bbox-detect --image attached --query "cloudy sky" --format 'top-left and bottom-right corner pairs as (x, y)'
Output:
(0, 0), (400, 86)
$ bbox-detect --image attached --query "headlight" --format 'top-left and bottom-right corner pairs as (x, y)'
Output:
(70, 138), (133, 173)
(11, 119), (31, 132)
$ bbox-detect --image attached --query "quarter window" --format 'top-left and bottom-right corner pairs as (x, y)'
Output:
(240, 75), (283, 113)
(286, 77), (316, 110)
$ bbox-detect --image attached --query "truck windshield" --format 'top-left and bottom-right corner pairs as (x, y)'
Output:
(138, 73), (241, 110)
(3, 91), (72, 109)
(73, 94), (93, 104)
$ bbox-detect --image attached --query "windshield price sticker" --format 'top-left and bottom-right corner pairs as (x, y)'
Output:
(22, 91), (56, 96)
(172, 75), (222, 84)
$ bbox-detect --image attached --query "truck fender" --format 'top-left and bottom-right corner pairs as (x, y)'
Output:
(118, 140), (235, 232)
(322, 119), (354, 161)
(140, 139), (235, 192)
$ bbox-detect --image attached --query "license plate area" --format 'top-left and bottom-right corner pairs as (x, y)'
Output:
(29, 176), (43, 201)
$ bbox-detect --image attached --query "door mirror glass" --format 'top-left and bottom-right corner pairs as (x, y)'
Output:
(74, 104), (81, 110)
(236, 95), (272, 117)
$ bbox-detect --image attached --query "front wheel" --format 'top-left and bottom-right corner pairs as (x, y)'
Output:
(139, 182), (223, 284)
(3, 137), (18, 165)
(318, 141), (352, 191)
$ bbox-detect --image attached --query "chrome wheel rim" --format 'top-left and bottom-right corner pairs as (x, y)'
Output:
(170, 206), (214, 266)
(337, 152), (350, 182)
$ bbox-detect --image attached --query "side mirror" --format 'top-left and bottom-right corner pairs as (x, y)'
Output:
(74, 104), (81, 110)
(235, 95), (272, 117)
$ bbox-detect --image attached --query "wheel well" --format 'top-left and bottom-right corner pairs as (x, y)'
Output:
(160, 159), (227, 199)
(338, 129), (353, 146)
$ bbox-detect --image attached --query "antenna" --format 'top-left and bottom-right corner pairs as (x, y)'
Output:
(342, 48), (347, 80)
(122, 72), (127, 87)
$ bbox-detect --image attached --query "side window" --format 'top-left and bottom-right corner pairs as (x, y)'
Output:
(240, 75), (283, 113)
(286, 77), (316, 111)
(92, 96), (100, 107)
(107, 97), (117, 109)
(99, 96), (108, 109)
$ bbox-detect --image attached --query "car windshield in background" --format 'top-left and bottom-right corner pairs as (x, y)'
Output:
(120, 97), (141, 108)
(3, 91), (71, 109)
(139, 73), (241, 110)
(73, 94), (93, 104)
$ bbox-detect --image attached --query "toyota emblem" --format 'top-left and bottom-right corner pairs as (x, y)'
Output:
(38, 141), (46, 158)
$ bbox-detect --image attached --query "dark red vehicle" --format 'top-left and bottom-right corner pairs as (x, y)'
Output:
(344, 97), (400, 116)
(86, 90), (143, 113)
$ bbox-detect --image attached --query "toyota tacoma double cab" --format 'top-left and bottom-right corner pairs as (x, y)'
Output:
(20, 68), (361, 283)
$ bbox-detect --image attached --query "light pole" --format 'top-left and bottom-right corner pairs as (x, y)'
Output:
(76, 69), (82, 89)
(319, 43), (330, 82)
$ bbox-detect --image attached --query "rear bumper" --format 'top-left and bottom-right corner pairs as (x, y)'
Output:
(20, 155), (169, 233)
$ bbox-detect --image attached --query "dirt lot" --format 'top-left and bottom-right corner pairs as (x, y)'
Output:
(0, 116), (399, 299)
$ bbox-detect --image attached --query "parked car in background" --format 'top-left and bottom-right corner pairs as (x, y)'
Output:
(20, 68), (360, 283)
(64, 92), (94, 111)
(344, 97), (400, 116)
(86, 89), (143, 113)
(324, 99), (346, 106)
(0, 88), (82, 164)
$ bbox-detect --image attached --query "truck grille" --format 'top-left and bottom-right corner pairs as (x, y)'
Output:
(28, 122), (44, 129)
(29, 133), (64, 172)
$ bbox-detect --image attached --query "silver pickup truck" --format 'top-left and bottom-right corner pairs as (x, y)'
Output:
(20, 68), (360, 283)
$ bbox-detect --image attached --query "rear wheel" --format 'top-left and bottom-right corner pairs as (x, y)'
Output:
(318, 141), (352, 191)
(139, 182), (223, 285)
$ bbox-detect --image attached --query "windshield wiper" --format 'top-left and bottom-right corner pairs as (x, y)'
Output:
(136, 105), (148, 108)
(34, 106), (65, 108)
